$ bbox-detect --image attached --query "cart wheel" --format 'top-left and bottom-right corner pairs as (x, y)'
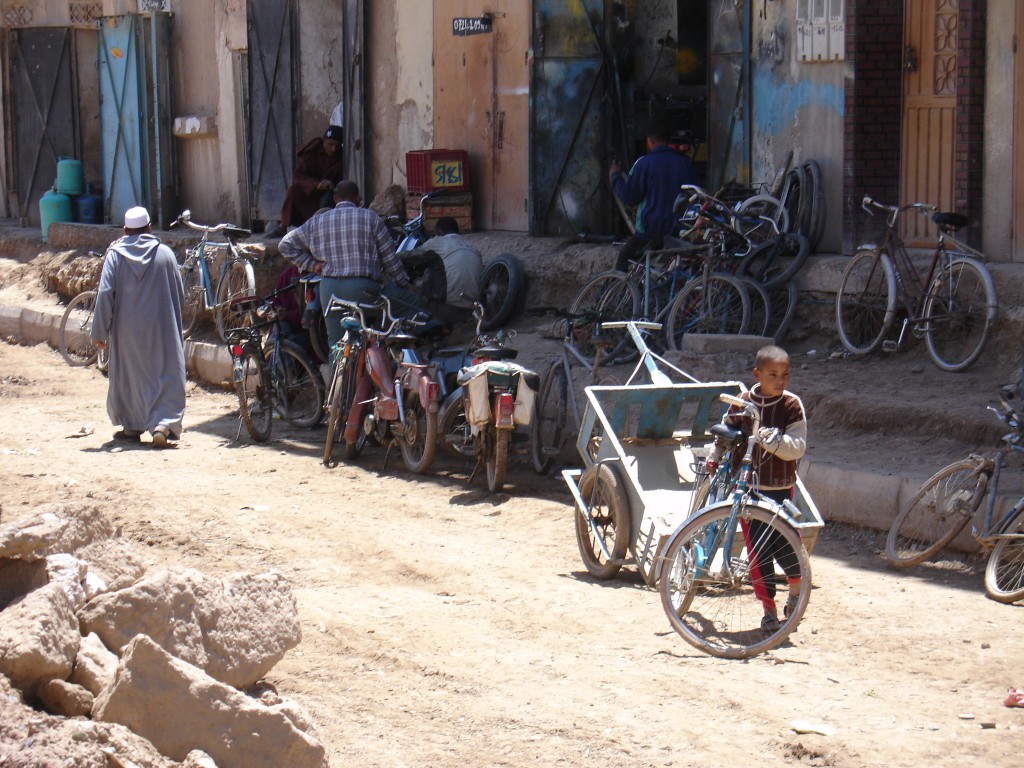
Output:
(575, 463), (630, 579)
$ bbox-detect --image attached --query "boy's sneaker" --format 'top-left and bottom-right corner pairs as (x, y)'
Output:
(761, 614), (782, 633)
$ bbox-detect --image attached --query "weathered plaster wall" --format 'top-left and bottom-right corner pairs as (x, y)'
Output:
(297, 1), (345, 143)
(751, 2), (844, 253)
(983, 0), (1014, 261)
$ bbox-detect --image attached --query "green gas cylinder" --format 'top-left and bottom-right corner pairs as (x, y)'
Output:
(40, 186), (72, 243)
(56, 157), (84, 195)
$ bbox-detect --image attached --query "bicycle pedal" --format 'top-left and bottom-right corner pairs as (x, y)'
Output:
(881, 340), (899, 353)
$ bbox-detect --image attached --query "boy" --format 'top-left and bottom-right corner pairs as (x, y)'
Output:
(726, 344), (808, 633)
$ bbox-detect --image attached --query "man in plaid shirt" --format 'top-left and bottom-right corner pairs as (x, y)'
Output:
(279, 180), (415, 350)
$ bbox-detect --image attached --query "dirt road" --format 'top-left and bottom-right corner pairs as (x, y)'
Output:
(1, 334), (1021, 767)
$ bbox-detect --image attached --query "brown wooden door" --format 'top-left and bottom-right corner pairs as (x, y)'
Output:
(900, 0), (957, 244)
(433, 1), (529, 231)
(1014, 4), (1024, 262)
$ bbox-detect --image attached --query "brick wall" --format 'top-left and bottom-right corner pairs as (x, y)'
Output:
(956, 0), (986, 249)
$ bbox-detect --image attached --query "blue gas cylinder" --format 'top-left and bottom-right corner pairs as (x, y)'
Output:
(76, 182), (103, 224)
(40, 186), (73, 242)
(56, 157), (84, 196)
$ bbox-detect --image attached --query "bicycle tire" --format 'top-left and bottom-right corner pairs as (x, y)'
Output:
(733, 194), (789, 245)
(923, 257), (997, 372)
(59, 290), (99, 366)
(664, 273), (750, 351)
(215, 259), (256, 342)
(740, 277), (771, 337)
(484, 427), (510, 492)
(884, 457), (987, 568)
(323, 356), (350, 465)
(276, 341), (324, 428)
(530, 361), (571, 475)
(438, 388), (477, 459)
(574, 463), (630, 579)
(766, 279), (798, 343)
(479, 253), (525, 331)
(180, 259), (203, 340)
(308, 312), (330, 367)
(236, 348), (273, 443)
(398, 391), (437, 474)
(781, 166), (805, 236)
(737, 232), (811, 289)
(984, 505), (1024, 603)
(835, 249), (897, 355)
(802, 159), (826, 251)
(659, 501), (811, 659)
(567, 270), (641, 364)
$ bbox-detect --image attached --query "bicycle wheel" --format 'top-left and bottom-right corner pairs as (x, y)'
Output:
(802, 159), (826, 251)
(659, 502), (811, 659)
(484, 426), (511, 492)
(984, 505), (1024, 603)
(323, 356), (352, 465)
(236, 348), (273, 443)
(765, 279), (798, 343)
(737, 232), (811, 289)
(59, 290), (99, 366)
(923, 258), (997, 372)
(568, 270), (641, 364)
(574, 463), (630, 579)
(530, 361), (571, 475)
(215, 259), (256, 342)
(438, 388), (477, 459)
(835, 249), (897, 355)
(398, 391), (437, 474)
(479, 253), (525, 331)
(275, 341), (324, 428)
(180, 259), (203, 340)
(885, 457), (987, 567)
(664, 273), (750, 351)
(733, 194), (789, 245)
(740, 277), (771, 337)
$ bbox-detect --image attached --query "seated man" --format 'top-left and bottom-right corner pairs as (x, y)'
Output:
(266, 125), (345, 237)
(402, 216), (483, 326)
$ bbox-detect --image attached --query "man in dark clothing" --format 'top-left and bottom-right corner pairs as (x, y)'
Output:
(266, 125), (345, 237)
(609, 123), (700, 272)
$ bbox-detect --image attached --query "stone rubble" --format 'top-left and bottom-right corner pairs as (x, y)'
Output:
(0, 501), (328, 768)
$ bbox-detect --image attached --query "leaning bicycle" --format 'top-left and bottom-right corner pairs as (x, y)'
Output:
(226, 290), (324, 443)
(172, 209), (257, 341)
(836, 195), (997, 372)
(885, 385), (1024, 603)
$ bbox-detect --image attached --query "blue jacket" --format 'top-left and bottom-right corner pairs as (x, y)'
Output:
(611, 146), (699, 237)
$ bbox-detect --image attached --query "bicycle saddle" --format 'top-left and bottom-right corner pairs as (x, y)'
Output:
(340, 316), (362, 332)
(385, 332), (421, 349)
(710, 422), (745, 443)
(931, 212), (968, 232)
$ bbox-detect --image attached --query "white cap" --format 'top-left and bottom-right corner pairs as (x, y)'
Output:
(124, 206), (151, 229)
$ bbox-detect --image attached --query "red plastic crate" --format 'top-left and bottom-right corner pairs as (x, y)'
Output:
(405, 149), (470, 194)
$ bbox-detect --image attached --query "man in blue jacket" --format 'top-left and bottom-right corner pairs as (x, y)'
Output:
(609, 122), (699, 272)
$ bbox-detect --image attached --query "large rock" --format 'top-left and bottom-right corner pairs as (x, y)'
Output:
(0, 502), (115, 561)
(0, 558), (48, 609)
(76, 537), (149, 598)
(0, 582), (81, 698)
(37, 677), (94, 717)
(79, 567), (301, 689)
(45, 553), (88, 611)
(94, 635), (327, 768)
(70, 632), (119, 697)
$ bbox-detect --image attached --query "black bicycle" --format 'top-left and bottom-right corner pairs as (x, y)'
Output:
(226, 287), (324, 443)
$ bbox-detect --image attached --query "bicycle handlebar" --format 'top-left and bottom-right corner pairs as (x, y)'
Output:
(861, 195), (937, 227)
(172, 209), (251, 239)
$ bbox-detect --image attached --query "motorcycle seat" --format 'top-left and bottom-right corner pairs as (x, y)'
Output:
(472, 345), (518, 360)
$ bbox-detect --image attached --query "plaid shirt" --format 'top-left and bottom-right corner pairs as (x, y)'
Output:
(278, 202), (409, 287)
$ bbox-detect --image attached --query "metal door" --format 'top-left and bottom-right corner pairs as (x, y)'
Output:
(900, 0), (956, 243)
(246, 0), (298, 224)
(434, 0), (529, 231)
(8, 27), (77, 227)
(340, 0), (364, 192)
(707, 0), (750, 192)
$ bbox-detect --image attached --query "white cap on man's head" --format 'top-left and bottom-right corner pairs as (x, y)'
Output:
(124, 206), (151, 229)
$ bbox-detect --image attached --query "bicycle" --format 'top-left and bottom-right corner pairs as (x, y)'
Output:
(225, 287), (325, 443)
(658, 391), (811, 658)
(885, 385), (1024, 603)
(171, 209), (257, 342)
(835, 195), (998, 372)
(58, 251), (108, 372)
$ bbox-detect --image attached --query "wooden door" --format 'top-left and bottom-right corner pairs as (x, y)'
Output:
(433, 1), (529, 231)
(900, 0), (957, 243)
(1014, 4), (1024, 262)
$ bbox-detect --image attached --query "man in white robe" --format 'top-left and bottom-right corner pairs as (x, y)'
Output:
(91, 206), (185, 447)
